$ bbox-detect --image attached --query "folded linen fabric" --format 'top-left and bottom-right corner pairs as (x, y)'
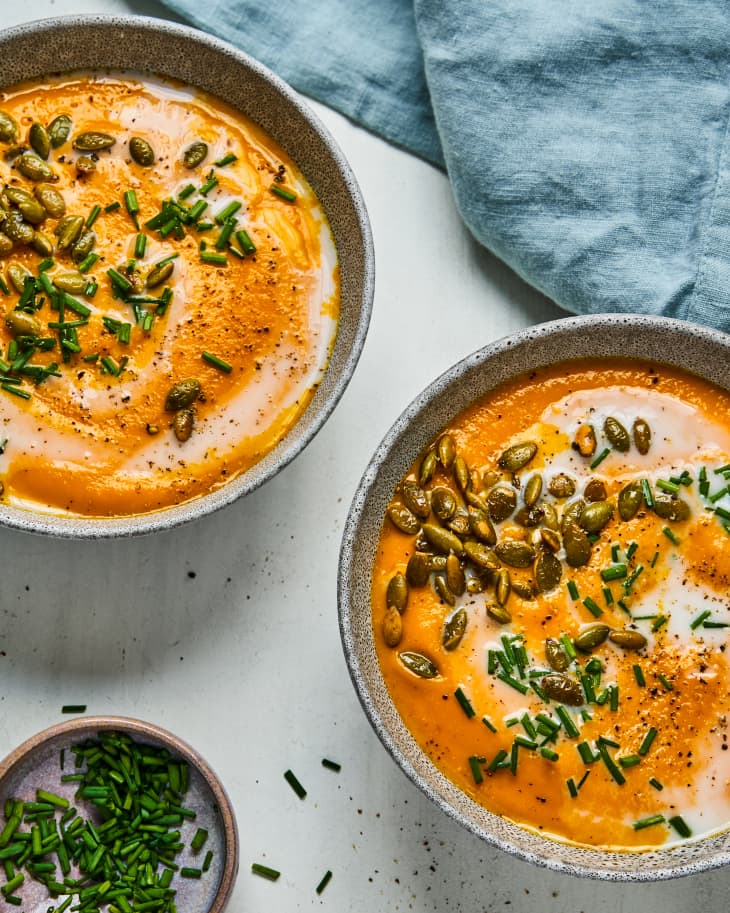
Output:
(160, 0), (730, 331)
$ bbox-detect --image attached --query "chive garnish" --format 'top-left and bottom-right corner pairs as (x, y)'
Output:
(582, 596), (603, 618)
(638, 727), (658, 756)
(321, 758), (341, 772)
(623, 564), (644, 594)
(652, 614), (668, 632)
(201, 351), (233, 373)
(650, 550), (659, 568)
(633, 664), (645, 686)
(283, 769), (307, 799)
(597, 742), (625, 785)
(214, 200), (242, 224)
(134, 233), (147, 258)
(251, 863), (280, 881)
(626, 541), (638, 560)
(487, 749), (508, 772)
(37, 257), (54, 272)
(199, 171), (219, 196)
(555, 705), (579, 739)
(104, 201), (121, 213)
(656, 478), (680, 494)
(190, 827), (208, 852)
(1, 383), (30, 399)
(618, 754), (640, 768)
(496, 672), (529, 695)
(202, 849), (214, 872)
(107, 268), (133, 296)
(468, 756), (485, 784)
(589, 447), (610, 470)
(214, 219), (237, 251)
(200, 251), (228, 265)
(633, 814), (665, 830)
(178, 183), (196, 200)
(188, 199), (209, 222)
(566, 778), (578, 798)
(270, 184), (297, 202)
(124, 190), (140, 229)
(662, 526), (680, 545)
(703, 620), (730, 628)
(214, 152), (238, 167)
(540, 747), (559, 761)
(235, 229), (256, 254)
(708, 486), (729, 503)
(641, 478), (654, 508)
(577, 741), (596, 764)
(86, 204), (101, 229)
(600, 564), (627, 582)
(668, 815), (692, 838)
(454, 687), (476, 718)
(61, 705), (87, 714)
(481, 716), (497, 733)
(602, 586), (614, 606)
(649, 777), (664, 791)
(657, 673), (674, 691)
(0, 278), (8, 295)
(567, 580), (579, 600)
(315, 869), (333, 895)
(77, 252), (99, 274)
(559, 633), (577, 661)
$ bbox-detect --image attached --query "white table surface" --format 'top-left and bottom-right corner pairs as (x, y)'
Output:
(0, 1), (726, 911)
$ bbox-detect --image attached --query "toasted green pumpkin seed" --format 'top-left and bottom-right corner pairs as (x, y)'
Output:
(487, 485), (517, 522)
(511, 579), (536, 600)
(573, 423), (597, 457)
(427, 555), (448, 572)
(382, 607), (403, 647)
(579, 500), (614, 533)
(574, 623), (610, 652)
(494, 539), (536, 568)
(422, 523), (464, 556)
(453, 455), (471, 493)
(401, 480), (430, 520)
(466, 575), (486, 594)
(618, 480), (643, 521)
(28, 122), (50, 160)
(563, 521), (592, 567)
(16, 152), (56, 182)
(55, 215), (84, 250)
(513, 506), (544, 528)
(445, 553), (466, 597)
(386, 572), (409, 612)
(0, 112), (18, 143)
(182, 140), (208, 169)
(446, 510), (470, 537)
(387, 503), (420, 535)
(468, 507), (496, 545)
(437, 433), (456, 469)
(609, 629), (648, 650)
(584, 478), (607, 502)
(165, 378), (201, 412)
(633, 418), (652, 455)
(523, 473), (543, 508)
(146, 259), (174, 288)
(495, 568), (511, 606)
(5, 308), (40, 336)
(544, 638), (570, 672)
(464, 539), (501, 570)
(534, 550), (562, 592)
(430, 486), (457, 521)
(47, 113), (72, 149)
(0, 233), (13, 256)
(604, 416), (630, 452)
(53, 271), (87, 294)
(541, 673), (583, 706)
(73, 131), (116, 152)
(464, 489), (489, 513)
(2, 211), (33, 244)
(4, 186), (45, 224)
(541, 502), (559, 531)
(561, 497), (586, 532)
(419, 449), (437, 487)
(653, 495), (690, 522)
(548, 473), (576, 498)
(173, 408), (195, 442)
(75, 155), (96, 176)
(71, 229), (96, 263)
(129, 136), (155, 166)
(486, 602), (511, 625)
(433, 573), (456, 606)
(498, 441), (538, 471)
(540, 527), (561, 553)
(34, 183), (66, 218)
(406, 552), (431, 588)
(7, 262), (32, 295)
(442, 607), (467, 650)
(399, 651), (438, 678)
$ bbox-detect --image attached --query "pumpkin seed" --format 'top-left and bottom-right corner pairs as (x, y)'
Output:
(548, 473), (576, 498)
(633, 418), (651, 455)
(579, 500), (614, 533)
(0, 112), (18, 143)
(31, 231), (52, 257)
(71, 229), (96, 263)
(7, 262), (32, 294)
(75, 155), (96, 176)
(129, 136), (155, 166)
(386, 572), (409, 612)
(437, 433), (456, 469)
(495, 568), (511, 606)
(431, 486), (457, 521)
(487, 485), (517, 522)
(574, 623), (610, 652)
(486, 602), (511, 625)
(453, 455), (471, 493)
(4, 186), (45, 225)
(494, 539), (535, 568)
(445, 553), (466, 596)
(464, 539), (501, 570)
(399, 651), (438, 678)
(28, 122), (50, 160)
(540, 527), (561, 553)
(173, 408), (195, 442)
(573, 423), (596, 457)
(541, 502), (559, 530)
(544, 638), (570, 672)
(563, 521), (592, 567)
(16, 152), (56, 182)
(466, 575), (486, 594)
(653, 495), (690, 522)
(182, 140), (208, 169)
(419, 449), (437, 487)
(442, 607), (467, 650)
(406, 552), (431, 587)
(618, 480), (643, 521)
(584, 478), (607, 502)
(146, 259), (174, 288)
(498, 441), (537, 472)
(388, 503), (420, 535)
(165, 378), (201, 411)
(73, 131), (116, 152)
(427, 555), (448, 572)
(34, 183), (66, 218)
(609, 628), (648, 650)
(382, 607), (403, 647)
(5, 308), (41, 336)
(464, 489), (489, 513)
(534, 550), (562, 592)
(0, 233), (13, 256)
(433, 573), (456, 606)
(603, 416), (630, 452)
(511, 579), (535, 600)
(53, 271), (87, 294)
(446, 510), (470, 537)
(422, 523), (463, 556)
(468, 507), (496, 545)
(523, 473), (543, 508)
(47, 113), (72, 149)
(482, 469), (503, 488)
(560, 497), (586, 532)
(401, 480), (430, 520)
(2, 211), (33, 244)
(541, 673), (583, 706)
(513, 506), (544, 528)
(55, 215), (84, 250)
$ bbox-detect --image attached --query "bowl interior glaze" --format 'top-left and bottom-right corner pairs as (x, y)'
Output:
(0, 14), (373, 537)
(339, 314), (730, 880)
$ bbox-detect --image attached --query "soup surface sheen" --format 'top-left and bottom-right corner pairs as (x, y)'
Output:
(0, 73), (338, 517)
(373, 359), (730, 851)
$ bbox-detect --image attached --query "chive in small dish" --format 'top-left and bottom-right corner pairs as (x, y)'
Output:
(0, 716), (238, 912)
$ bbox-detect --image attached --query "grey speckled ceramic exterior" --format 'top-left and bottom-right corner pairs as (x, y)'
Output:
(339, 314), (730, 880)
(0, 15), (373, 537)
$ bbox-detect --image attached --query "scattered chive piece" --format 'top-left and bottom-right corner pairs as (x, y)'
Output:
(641, 478), (654, 508)
(602, 586), (614, 606)
(283, 769), (306, 799)
(650, 550), (659, 568)
(626, 541), (638, 560)
(656, 479), (680, 494)
(567, 580), (580, 600)
(454, 687), (476, 719)
(540, 747), (559, 761)
(61, 705), (87, 714)
(496, 672), (529, 695)
(134, 233), (147, 258)
(487, 749), (508, 772)
(649, 777), (664, 791)
(315, 869), (333, 895)
(468, 756), (485, 784)
(77, 252), (100, 274)
(86, 204), (101, 228)
(190, 827), (208, 852)
(633, 664), (645, 687)
(202, 351), (233, 373)
(214, 152), (238, 167)
(609, 684), (619, 711)
(1, 383), (30, 399)
(657, 673), (674, 691)
(107, 267), (133, 295)
(559, 633), (577, 661)
(652, 614), (668, 632)
(321, 758), (341, 772)
(589, 447), (610, 470)
(714, 463), (730, 474)
(638, 727), (658, 756)
(178, 183), (196, 200)
(582, 596), (603, 618)
(668, 815), (692, 838)
(597, 742), (625, 785)
(214, 200), (242, 224)
(202, 850), (214, 872)
(200, 251), (228, 265)
(123, 190), (140, 228)
(703, 620), (730, 628)
(662, 526), (680, 545)
(37, 257), (54, 272)
(270, 184), (297, 202)
(617, 599), (631, 616)
(566, 778), (578, 798)
(214, 219), (237, 250)
(181, 867), (202, 878)
(481, 716), (497, 733)
(104, 201), (121, 213)
(509, 741), (519, 775)
(555, 705), (579, 739)
(199, 172), (219, 196)
(235, 229), (256, 254)
(618, 754), (641, 768)
(611, 543), (620, 562)
(188, 199), (209, 222)
(577, 741), (596, 764)
(633, 814), (665, 831)
(251, 863), (280, 881)
(623, 565), (644, 594)
(708, 486), (729, 503)
(600, 564), (627, 582)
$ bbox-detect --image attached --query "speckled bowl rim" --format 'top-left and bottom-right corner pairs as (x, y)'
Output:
(0, 715), (238, 912)
(339, 313), (730, 881)
(0, 14), (374, 538)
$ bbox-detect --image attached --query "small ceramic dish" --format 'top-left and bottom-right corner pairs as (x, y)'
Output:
(339, 313), (730, 880)
(0, 14), (373, 538)
(0, 716), (238, 912)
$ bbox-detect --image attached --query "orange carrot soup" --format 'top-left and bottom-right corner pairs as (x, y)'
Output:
(0, 72), (339, 517)
(372, 358), (730, 850)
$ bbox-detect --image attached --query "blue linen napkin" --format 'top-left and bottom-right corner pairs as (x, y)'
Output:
(159, 0), (730, 331)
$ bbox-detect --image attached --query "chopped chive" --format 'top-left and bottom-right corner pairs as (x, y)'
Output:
(251, 863), (280, 881)
(214, 218), (237, 250)
(559, 633), (577, 661)
(714, 463), (730, 474)
(468, 756), (485, 784)
(623, 564), (644, 594)
(567, 580), (580, 600)
(1, 383), (30, 399)
(703, 620), (730, 628)
(481, 716), (497, 733)
(321, 758), (341, 772)
(188, 199), (209, 222)
(107, 268), (133, 295)
(199, 172), (219, 196)
(555, 705), (579, 739)
(590, 447), (610, 470)
(609, 684), (619, 711)
(178, 183), (196, 200)
(270, 184), (297, 202)
(214, 200), (242, 224)
(513, 735), (538, 751)
(638, 727), (658, 756)
(190, 828), (208, 852)
(200, 251), (228, 265)
(582, 596), (603, 618)
(454, 687), (476, 719)
(597, 742), (625, 785)
(601, 564), (627, 582)
(540, 747), (559, 761)
(662, 526), (680, 545)
(714, 505), (730, 521)
(496, 672), (529, 695)
(657, 673), (674, 691)
(708, 486), (729, 503)
(214, 152), (238, 167)
(656, 479), (680, 494)
(283, 769), (306, 800)
(505, 717), (520, 728)
(626, 541), (638, 560)
(124, 190), (140, 228)
(567, 778), (578, 798)
(611, 543), (620, 562)
(37, 257), (54, 272)
(650, 550), (659, 568)
(61, 704), (87, 714)
(86, 204), (101, 228)
(509, 741), (519, 775)
(134, 233), (147, 259)
(487, 749), (508, 772)
(641, 478), (654, 508)
(77, 252), (100, 274)
(104, 201), (121, 213)
(649, 777), (664, 791)
(633, 814), (665, 831)
(577, 741), (596, 764)
(315, 869), (333, 895)
(235, 229), (256, 254)
(602, 586), (614, 606)
(202, 351), (233, 373)
(668, 815), (692, 838)
(652, 614), (668, 632)
(633, 664), (645, 687)
(202, 849), (214, 872)
(618, 754), (641, 768)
